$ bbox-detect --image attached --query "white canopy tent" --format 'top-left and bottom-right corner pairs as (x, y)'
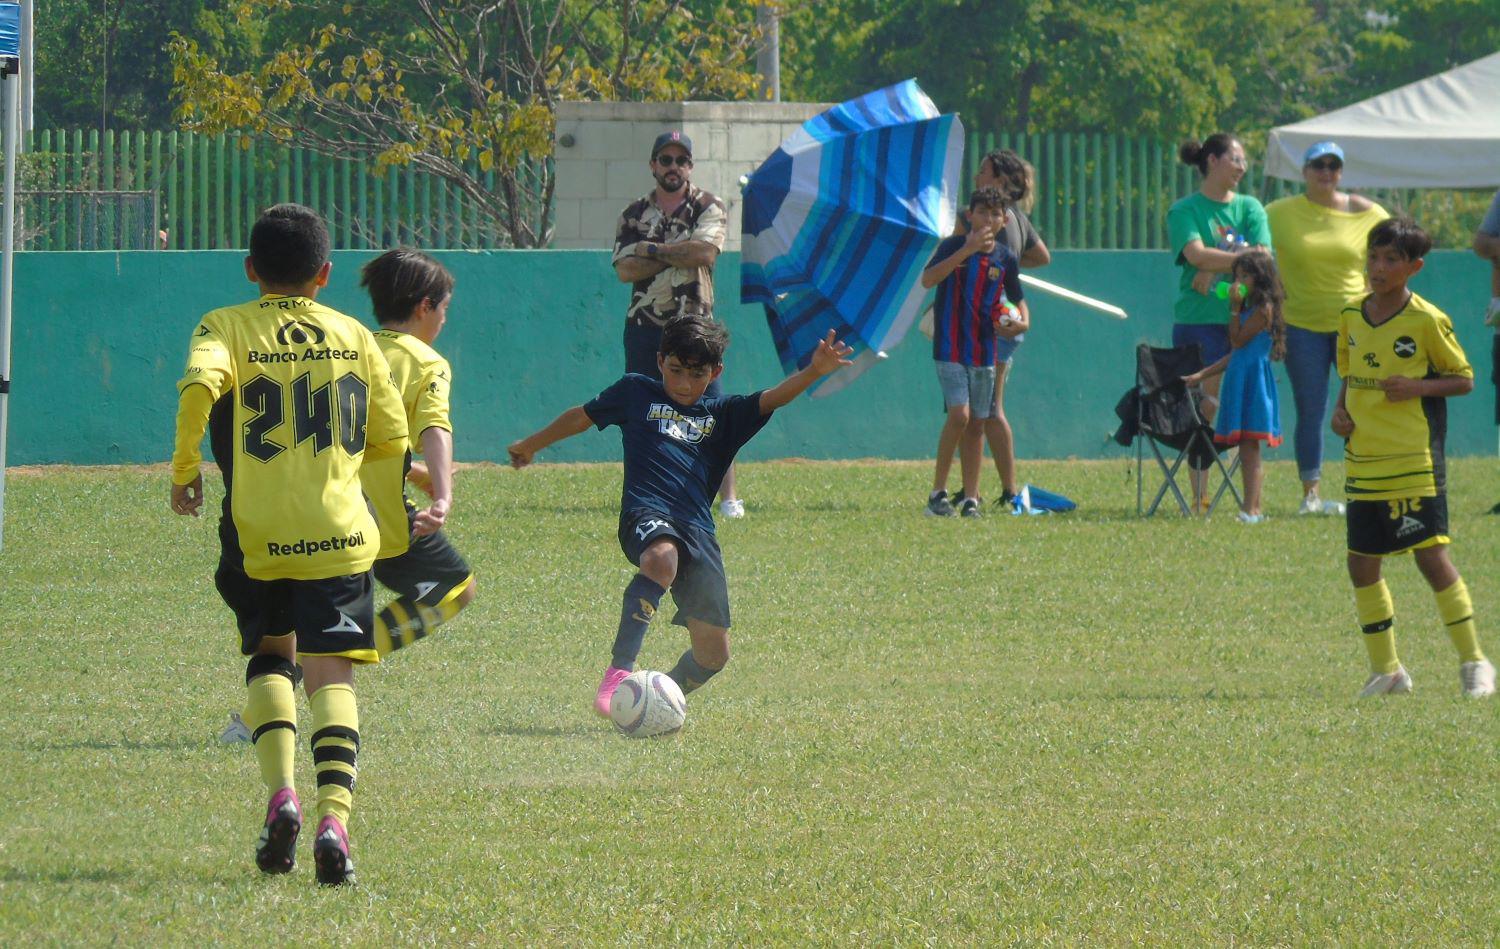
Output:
(1265, 51), (1500, 188)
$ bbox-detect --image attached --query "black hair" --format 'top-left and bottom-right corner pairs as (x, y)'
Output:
(981, 148), (1029, 205)
(359, 248), (456, 325)
(249, 203), (330, 286)
(659, 313), (729, 368)
(1178, 133), (1240, 176)
(1230, 249), (1287, 362)
(1366, 216), (1432, 261)
(968, 186), (1007, 213)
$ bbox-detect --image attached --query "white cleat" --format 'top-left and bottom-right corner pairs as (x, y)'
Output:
(1359, 666), (1413, 698)
(219, 711), (252, 744)
(1460, 659), (1495, 698)
(718, 498), (746, 519)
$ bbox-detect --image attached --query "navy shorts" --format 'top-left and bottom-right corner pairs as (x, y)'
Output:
(618, 509), (731, 629)
(623, 320), (724, 397)
(215, 560), (375, 659)
(372, 503), (473, 605)
(1172, 323), (1231, 368)
(1346, 494), (1450, 557)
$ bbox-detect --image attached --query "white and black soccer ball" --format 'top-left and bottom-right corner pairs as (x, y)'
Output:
(609, 670), (687, 738)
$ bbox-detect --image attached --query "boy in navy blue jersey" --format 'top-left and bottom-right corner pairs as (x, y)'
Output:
(507, 314), (852, 716)
(920, 187), (1028, 517)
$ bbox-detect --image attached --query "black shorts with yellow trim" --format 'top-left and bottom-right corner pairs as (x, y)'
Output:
(372, 520), (473, 605)
(215, 559), (377, 662)
(1346, 494), (1450, 557)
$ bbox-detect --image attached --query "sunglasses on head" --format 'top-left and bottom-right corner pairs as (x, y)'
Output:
(1307, 158), (1342, 171)
(656, 154), (692, 168)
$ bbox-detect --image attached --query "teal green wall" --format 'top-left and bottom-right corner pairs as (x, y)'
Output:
(9, 249), (1496, 465)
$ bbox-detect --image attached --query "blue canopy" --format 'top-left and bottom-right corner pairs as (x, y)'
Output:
(741, 80), (963, 395)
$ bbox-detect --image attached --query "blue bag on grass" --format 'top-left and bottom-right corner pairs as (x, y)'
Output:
(1010, 484), (1077, 515)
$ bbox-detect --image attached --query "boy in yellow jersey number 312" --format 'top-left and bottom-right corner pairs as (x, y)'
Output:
(1333, 217), (1495, 698)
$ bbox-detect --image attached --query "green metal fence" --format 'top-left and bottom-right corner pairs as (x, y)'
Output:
(11, 128), (1418, 252)
(18, 129), (514, 251)
(961, 130), (1300, 249)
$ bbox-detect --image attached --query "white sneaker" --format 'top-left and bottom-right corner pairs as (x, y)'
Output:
(718, 498), (746, 519)
(1460, 659), (1496, 698)
(1298, 493), (1321, 516)
(1237, 511), (1265, 524)
(219, 711), (252, 744)
(1359, 666), (1413, 698)
(1321, 499), (1346, 516)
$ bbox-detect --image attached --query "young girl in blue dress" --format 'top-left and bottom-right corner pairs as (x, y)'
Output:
(1184, 250), (1285, 523)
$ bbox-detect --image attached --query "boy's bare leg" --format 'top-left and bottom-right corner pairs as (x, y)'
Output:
(668, 618), (730, 694)
(931, 405), (969, 494)
(718, 464), (738, 503)
(983, 364), (1017, 498)
(959, 415), (983, 501)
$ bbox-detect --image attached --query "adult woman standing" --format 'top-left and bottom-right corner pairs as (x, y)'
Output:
(1167, 133), (1271, 510)
(1266, 142), (1388, 515)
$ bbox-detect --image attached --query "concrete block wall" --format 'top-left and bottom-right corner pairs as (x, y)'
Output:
(552, 100), (830, 251)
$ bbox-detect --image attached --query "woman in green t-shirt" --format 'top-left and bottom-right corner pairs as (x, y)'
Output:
(1166, 133), (1271, 510)
(1266, 141), (1387, 517)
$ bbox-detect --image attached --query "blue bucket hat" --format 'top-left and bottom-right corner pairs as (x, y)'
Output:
(1302, 141), (1345, 165)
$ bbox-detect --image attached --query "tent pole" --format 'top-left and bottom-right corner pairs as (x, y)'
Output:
(0, 62), (18, 550)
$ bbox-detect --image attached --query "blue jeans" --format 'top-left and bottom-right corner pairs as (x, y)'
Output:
(1283, 324), (1339, 483)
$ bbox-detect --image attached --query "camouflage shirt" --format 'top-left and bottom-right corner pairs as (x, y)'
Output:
(612, 185), (727, 328)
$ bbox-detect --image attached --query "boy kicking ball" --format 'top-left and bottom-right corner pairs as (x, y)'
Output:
(507, 314), (851, 715)
(1333, 217), (1495, 698)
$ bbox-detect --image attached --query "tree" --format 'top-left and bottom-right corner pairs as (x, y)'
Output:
(169, 0), (766, 247)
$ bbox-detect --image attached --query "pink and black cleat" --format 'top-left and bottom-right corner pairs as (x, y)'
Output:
(255, 786), (301, 874)
(313, 814), (356, 886)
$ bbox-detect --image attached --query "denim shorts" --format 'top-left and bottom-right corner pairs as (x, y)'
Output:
(934, 361), (997, 418)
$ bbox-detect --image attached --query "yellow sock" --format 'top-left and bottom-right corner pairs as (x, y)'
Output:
(374, 576), (472, 657)
(243, 669), (297, 792)
(1435, 579), (1484, 664)
(1354, 580), (1400, 674)
(309, 683), (359, 826)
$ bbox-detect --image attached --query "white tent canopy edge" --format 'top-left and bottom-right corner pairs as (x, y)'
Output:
(1265, 51), (1500, 189)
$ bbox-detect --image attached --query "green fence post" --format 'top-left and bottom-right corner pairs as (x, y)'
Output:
(277, 145), (289, 204)
(292, 145), (304, 206)
(1120, 135), (1132, 249)
(198, 134), (210, 250)
(340, 156), (353, 249)
(372, 161), (384, 247)
(1042, 134), (1056, 243)
(421, 169), (432, 247)
(356, 158), (369, 248)
(1150, 140), (1163, 249)
(1057, 134), (1071, 249)
(101, 128), (113, 192)
(150, 131), (162, 250)
(214, 135), (225, 249)
(1104, 134), (1116, 250)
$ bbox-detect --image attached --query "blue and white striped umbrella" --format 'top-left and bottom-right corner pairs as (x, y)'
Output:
(741, 80), (964, 395)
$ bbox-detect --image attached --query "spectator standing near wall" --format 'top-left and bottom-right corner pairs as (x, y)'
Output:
(1266, 141), (1387, 517)
(1472, 188), (1500, 514)
(612, 131), (743, 517)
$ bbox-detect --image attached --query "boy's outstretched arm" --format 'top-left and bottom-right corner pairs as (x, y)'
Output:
(411, 426), (454, 536)
(758, 331), (855, 414)
(508, 406), (594, 468)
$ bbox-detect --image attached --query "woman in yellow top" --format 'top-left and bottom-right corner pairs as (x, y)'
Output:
(1266, 141), (1388, 515)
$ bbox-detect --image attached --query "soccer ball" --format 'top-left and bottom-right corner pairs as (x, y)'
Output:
(609, 670), (687, 738)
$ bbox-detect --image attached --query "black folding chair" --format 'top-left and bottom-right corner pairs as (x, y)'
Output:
(1131, 343), (1242, 517)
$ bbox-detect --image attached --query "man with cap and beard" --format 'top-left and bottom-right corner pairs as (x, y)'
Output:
(612, 130), (744, 517)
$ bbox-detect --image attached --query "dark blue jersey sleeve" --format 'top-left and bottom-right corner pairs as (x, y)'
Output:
(713, 391), (774, 457)
(926, 235), (966, 269)
(582, 375), (638, 430)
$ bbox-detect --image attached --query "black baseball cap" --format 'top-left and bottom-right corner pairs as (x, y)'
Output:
(651, 130), (693, 159)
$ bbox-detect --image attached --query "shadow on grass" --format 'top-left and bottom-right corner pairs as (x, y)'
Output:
(19, 738), (205, 752)
(0, 864), (137, 884)
(484, 722), (602, 738)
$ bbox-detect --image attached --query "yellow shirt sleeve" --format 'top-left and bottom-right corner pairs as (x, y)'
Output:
(1425, 312), (1473, 379)
(411, 358), (454, 440)
(171, 382), (215, 485)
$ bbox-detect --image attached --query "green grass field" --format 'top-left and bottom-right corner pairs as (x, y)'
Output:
(3, 458), (1499, 944)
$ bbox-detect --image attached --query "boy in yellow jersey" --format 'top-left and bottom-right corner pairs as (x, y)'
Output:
(170, 204), (409, 885)
(1332, 217), (1495, 698)
(358, 248), (477, 653)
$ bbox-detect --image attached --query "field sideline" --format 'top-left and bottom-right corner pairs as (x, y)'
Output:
(3, 458), (1499, 944)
